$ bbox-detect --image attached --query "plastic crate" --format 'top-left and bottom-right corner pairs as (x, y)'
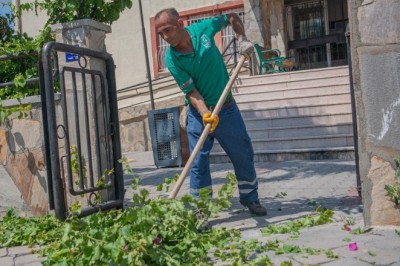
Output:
(148, 107), (182, 167)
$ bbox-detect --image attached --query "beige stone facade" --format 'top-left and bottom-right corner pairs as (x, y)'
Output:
(0, 98), (53, 215)
(14, 0), (242, 90)
(349, 0), (400, 226)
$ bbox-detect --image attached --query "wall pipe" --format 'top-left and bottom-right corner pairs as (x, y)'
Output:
(138, 0), (155, 110)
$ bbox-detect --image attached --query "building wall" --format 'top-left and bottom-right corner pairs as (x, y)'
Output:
(244, 0), (266, 46)
(349, 0), (400, 225)
(269, 0), (286, 56)
(15, 0), (242, 91)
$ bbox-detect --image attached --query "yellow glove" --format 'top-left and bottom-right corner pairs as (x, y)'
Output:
(202, 111), (219, 133)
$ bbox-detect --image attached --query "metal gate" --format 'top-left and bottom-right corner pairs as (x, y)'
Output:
(285, 0), (348, 69)
(40, 42), (124, 220)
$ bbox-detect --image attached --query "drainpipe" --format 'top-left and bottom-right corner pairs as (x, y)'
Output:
(345, 26), (361, 197)
(14, 0), (22, 33)
(138, 0), (155, 110)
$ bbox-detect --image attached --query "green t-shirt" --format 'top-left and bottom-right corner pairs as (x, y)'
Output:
(165, 15), (232, 106)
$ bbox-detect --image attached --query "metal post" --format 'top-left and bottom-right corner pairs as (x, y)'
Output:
(38, 57), (55, 210)
(233, 38), (238, 67)
(138, 0), (155, 110)
(345, 29), (361, 197)
(42, 42), (67, 221)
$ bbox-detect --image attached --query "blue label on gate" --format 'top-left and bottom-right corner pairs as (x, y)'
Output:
(66, 52), (79, 62)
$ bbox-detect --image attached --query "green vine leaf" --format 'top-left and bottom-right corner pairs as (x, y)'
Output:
(13, 73), (26, 88)
(260, 207), (334, 237)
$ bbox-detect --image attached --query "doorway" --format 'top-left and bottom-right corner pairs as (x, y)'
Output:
(285, 0), (348, 70)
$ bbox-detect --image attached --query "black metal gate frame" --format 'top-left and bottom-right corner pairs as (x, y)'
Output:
(41, 42), (124, 221)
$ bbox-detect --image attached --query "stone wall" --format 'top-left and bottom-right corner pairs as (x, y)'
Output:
(243, 0), (287, 73)
(119, 96), (185, 153)
(349, 0), (400, 225)
(244, 0), (267, 47)
(243, 0), (268, 75)
(0, 96), (61, 215)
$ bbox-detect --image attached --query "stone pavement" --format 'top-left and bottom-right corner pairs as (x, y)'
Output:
(1, 151), (400, 265)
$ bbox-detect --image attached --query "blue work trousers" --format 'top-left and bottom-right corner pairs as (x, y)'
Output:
(187, 101), (259, 204)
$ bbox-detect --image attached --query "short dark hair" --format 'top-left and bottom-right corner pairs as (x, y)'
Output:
(155, 8), (180, 20)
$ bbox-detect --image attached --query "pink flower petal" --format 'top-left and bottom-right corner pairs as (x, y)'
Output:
(349, 242), (358, 251)
(345, 225), (351, 231)
(153, 236), (162, 245)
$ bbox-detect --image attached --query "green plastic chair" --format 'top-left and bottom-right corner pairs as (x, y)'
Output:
(254, 43), (287, 75)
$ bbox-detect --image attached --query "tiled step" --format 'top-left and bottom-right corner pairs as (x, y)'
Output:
(237, 93), (351, 111)
(233, 84), (350, 102)
(212, 134), (354, 153)
(210, 147), (355, 163)
(244, 113), (352, 129)
(246, 123), (353, 139)
(240, 102), (351, 119)
(233, 76), (349, 94)
(211, 66), (354, 162)
(235, 66), (349, 86)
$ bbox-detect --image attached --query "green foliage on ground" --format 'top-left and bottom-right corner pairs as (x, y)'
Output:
(0, 173), (338, 265)
(260, 208), (334, 239)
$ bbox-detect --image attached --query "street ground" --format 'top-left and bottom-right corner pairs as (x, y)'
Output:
(1, 151), (399, 265)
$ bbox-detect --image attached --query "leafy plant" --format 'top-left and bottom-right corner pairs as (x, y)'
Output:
(118, 156), (134, 175)
(325, 249), (339, 259)
(1, 173), (340, 265)
(1, 0), (133, 123)
(0, 100), (31, 125)
(349, 227), (372, 235)
(395, 157), (400, 179)
(19, 0), (133, 27)
(0, 174), (264, 265)
(0, 4), (52, 124)
(274, 192), (287, 198)
(385, 183), (400, 206)
(384, 157), (400, 207)
(260, 207), (334, 238)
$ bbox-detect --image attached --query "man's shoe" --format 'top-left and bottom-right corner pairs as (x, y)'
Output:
(240, 199), (267, 216)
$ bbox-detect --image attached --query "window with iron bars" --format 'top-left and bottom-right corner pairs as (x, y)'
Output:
(157, 8), (244, 72)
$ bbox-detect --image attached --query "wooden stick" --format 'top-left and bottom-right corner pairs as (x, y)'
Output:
(169, 56), (247, 199)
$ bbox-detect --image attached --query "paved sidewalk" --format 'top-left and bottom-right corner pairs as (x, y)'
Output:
(1, 151), (400, 265)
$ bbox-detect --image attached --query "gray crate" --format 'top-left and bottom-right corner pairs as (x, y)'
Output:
(148, 107), (182, 167)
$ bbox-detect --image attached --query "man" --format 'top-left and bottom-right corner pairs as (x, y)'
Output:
(155, 8), (267, 216)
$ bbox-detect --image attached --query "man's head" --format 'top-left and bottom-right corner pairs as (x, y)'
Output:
(155, 8), (185, 47)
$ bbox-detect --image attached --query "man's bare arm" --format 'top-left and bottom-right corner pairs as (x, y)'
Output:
(226, 13), (246, 41)
(187, 88), (209, 115)
(226, 13), (254, 57)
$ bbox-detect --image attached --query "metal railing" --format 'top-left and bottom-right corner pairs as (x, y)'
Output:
(0, 52), (40, 90)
